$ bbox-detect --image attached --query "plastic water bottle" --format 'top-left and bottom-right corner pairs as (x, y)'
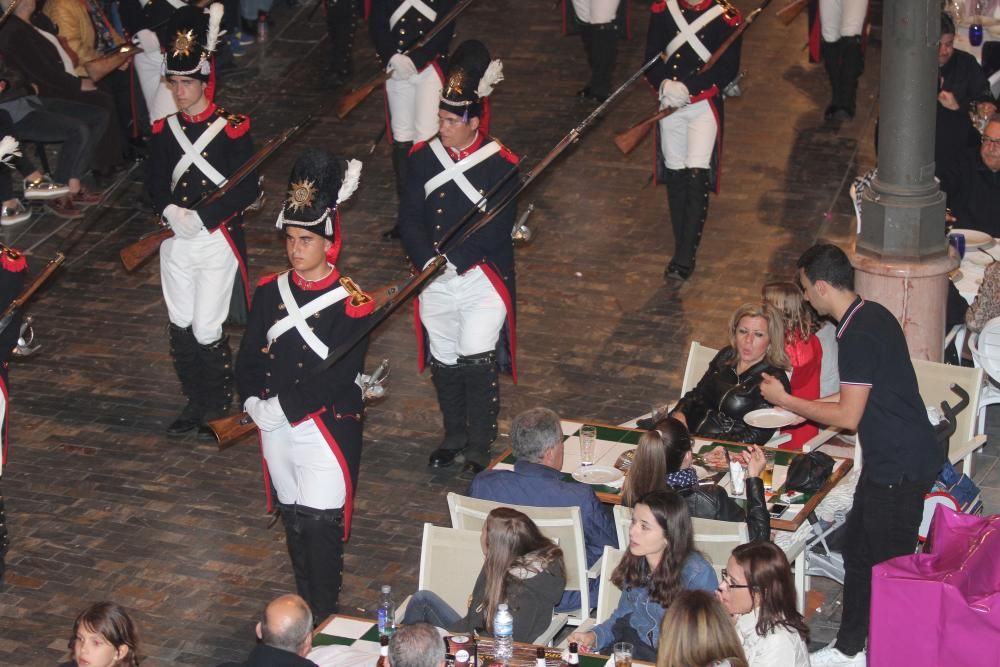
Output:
(377, 585), (396, 638)
(494, 603), (513, 661)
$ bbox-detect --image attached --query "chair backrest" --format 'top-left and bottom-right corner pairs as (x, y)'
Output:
(972, 317), (1000, 384)
(612, 504), (631, 550)
(595, 546), (625, 625)
(911, 357), (984, 454)
(418, 523), (486, 614)
(447, 493), (590, 620)
(681, 341), (719, 396)
(691, 516), (748, 577)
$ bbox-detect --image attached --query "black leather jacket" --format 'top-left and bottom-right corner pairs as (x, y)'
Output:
(673, 347), (792, 445)
(677, 476), (770, 543)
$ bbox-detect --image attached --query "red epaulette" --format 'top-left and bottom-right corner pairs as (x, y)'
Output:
(340, 276), (376, 318)
(409, 141), (428, 157)
(721, 5), (742, 26)
(494, 138), (520, 165)
(256, 272), (279, 287)
(651, 0), (667, 13)
(217, 106), (251, 139)
(0, 245), (26, 273)
(151, 117), (166, 135)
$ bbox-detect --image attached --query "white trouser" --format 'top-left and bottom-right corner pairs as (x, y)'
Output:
(386, 66), (443, 143)
(659, 99), (718, 170)
(571, 0), (620, 23)
(263, 418), (346, 510)
(133, 52), (177, 123)
(160, 228), (238, 344)
(819, 0), (867, 41)
(419, 264), (506, 366)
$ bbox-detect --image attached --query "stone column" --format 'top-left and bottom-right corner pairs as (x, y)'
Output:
(854, 0), (958, 361)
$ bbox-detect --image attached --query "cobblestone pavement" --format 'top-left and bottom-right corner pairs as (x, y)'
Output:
(0, 0), (994, 664)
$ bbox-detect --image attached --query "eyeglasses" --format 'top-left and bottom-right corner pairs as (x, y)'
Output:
(982, 136), (1000, 147)
(720, 569), (752, 590)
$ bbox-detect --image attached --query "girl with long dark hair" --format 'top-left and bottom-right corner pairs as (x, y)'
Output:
(60, 602), (141, 667)
(402, 507), (565, 642)
(716, 541), (809, 666)
(568, 490), (717, 660)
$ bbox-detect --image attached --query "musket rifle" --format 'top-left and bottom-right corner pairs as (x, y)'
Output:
(775, 0), (807, 25)
(612, 0), (774, 156)
(0, 0), (21, 29)
(335, 0), (477, 119)
(207, 43), (666, 447)
(0, 253), (66, 336)
(119, 114), (314, 273)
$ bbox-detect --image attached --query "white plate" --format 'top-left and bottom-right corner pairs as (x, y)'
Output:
(743, 407), (801, 429)
(951, 229), (995, 249)
(572, 466), (624, 486)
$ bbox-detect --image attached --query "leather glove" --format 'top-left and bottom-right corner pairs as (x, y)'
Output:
(244, 396), (288, 432)
(163, 203), (204, 240)
(659, 80), (690, 109)
(387, 53), (418, 80)
(132, 29), (159, 53)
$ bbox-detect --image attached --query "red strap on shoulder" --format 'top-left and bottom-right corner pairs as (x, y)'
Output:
(256, 272), (279, 287)
(345, 295), (376, 318)
(224, 115), (251, 139)
(651, 0), (667, 13)
(409, 141), (428, 156)
(722, 7), (742, 26)
(151, 118), (166, 134)
(498, 145), (520, 165)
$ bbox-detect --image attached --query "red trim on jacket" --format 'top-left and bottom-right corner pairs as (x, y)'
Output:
(258, 431), (274, 513)
(479, 262), (517, 383)
(291, 266), (340, 291)
(152, 117), (166, 134)
(181, 102), (217, 123)
(310, 414), (355, 541)
(0, 373), (8, 467)
(217, 218), (250, 306)
(651, 0), (667, 13)
(257, 272), (279, 287)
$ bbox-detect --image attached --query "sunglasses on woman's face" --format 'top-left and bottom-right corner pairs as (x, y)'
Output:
(720, 568), (752, 590)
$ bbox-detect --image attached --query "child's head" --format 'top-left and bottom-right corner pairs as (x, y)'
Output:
(762, 281), (814, 340)
(69, 602), (140, 667)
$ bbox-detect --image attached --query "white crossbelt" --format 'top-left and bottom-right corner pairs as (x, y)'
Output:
(268, 272), (349, 359)
(390, 0), (437, 29)
(168, 115), (228, 191)
(665, 0), (724, 63)
(425, 139), (501, 210)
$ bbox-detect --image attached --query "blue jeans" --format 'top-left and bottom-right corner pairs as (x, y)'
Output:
(402, 590), (463, 630)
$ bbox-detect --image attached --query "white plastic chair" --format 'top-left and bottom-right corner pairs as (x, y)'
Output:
(612, 504), (630, 550)
(447, 493), (588, 627)
(691, 516), (749, 578)
(562, 545), (625, 645)
(416, 523), (485, 615)
(912, 357), (985, 476)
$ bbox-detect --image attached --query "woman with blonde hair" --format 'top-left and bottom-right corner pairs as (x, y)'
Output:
(669, 303), (793, 444)
(656, 590), (749, 667)
(402, 507), (565, 642)
(762, 281), (823, 450)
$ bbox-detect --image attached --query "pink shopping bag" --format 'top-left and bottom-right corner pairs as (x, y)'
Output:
(869, 506), (1000, 666)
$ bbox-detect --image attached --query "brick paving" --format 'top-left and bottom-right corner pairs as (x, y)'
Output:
(0, 0), (995, 664)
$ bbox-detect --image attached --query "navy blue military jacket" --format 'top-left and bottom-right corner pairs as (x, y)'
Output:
(368, 0), (456, 69)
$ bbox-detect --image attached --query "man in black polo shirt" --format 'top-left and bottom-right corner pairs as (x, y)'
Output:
(760, 243), (942, 667)
(940, 115), (1000, 237)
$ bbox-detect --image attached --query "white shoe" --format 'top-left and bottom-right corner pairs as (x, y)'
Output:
(23, 175), (70, 200)
(810, 645), (866, 666)
(0, 200), (30, 226)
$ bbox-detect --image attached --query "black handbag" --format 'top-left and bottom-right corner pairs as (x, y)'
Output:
(785, 451), (836, 493)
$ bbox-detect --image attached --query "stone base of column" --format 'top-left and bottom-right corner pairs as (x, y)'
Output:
(849, 244), (959, 362)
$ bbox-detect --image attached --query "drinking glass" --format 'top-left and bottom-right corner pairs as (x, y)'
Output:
(579, 425), (597, 466)
(970, 21), (984, 47)
(762, 450), (776, 489)
(613, 642), (633, 667)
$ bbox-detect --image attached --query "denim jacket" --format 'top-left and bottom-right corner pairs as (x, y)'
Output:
(591, 552), (718, 650)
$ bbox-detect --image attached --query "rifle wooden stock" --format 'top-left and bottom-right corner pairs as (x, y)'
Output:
(612, 0), (772, 156)
(0, 252), (65, 317)
(776, 0), (807, 25)
(208, 412), (259, 449)
(613, 106), (677, 155)
(336, 71), (391, 119)
(120, 226), (173, 273)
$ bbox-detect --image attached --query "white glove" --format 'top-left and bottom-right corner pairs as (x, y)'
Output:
(659, 79), (690, 109)
(132, 29), (159, 53)
(162, 203), (204, 240)
(243, 396), (288, 432)
(387, 53), (418, 80)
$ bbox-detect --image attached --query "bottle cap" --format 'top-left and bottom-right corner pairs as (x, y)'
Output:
(569, 642), (578, 653)
(380, 635), (389, 646)
(498, 603), (508, 611)
(536, 647), (546, 659)
(382, 584), (392, 594)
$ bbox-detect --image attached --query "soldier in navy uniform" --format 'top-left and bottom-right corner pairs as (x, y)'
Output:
(563, 0), (628, 102)
(398, 40), (517, 474)
(0, 243), (24, 585)
(149, 5), (257, 437)
(369, 0), (456, 238)
(645, 0), (742, 282)
(236, 149), (374, 621)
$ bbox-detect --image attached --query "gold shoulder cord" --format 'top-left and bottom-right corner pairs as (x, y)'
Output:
(718, 0), (739, 21)
(339, 276), (373, 307)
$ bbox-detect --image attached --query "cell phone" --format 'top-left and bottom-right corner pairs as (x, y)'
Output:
(768, 503), (789, 518)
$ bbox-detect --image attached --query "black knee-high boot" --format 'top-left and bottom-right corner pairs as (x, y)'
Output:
(461, 351), (500, 473)
(428, 358), (468, 468)
(382, 140), (414, 239)
(167, 324), (202, 436)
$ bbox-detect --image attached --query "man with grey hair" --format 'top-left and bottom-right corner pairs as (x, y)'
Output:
(217, 594), (317, 666)
(468, 407), (616, 611)
(389, 623), (446, 667)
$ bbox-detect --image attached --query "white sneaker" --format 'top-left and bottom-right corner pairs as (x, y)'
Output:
(810, 645), (867, 666)
(23, 175), (70, 200)
(0, 200), (30, 226)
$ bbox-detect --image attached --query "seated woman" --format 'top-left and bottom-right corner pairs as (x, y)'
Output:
(762, 282), (822, 450)
(568, 490), (717, 661)
(671, 303), (792, 445)
(716, 541), (810, 667)
(402, 507), (565, 643)
(620, 419), (770, 542)
(60, 601), (140, 667)
(656, 590), (749, 667)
